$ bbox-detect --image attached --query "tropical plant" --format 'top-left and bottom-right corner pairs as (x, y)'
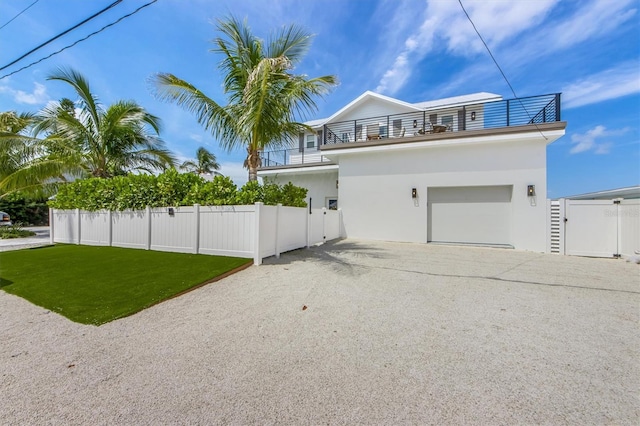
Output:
(180, 146), (220, 175)
(153, 16), (337, 181)
(33, 68), (176, 178)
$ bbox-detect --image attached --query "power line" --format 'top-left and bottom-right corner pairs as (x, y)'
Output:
(0, 0), (158, 81)
(0, 0), (40, 31)
(457, 0), (548, 140)
(0, 0), (123, 72)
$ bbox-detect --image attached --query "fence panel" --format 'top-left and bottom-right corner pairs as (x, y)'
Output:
(112, 210), (148, 249)
(325, 210), (341, 241)
(150, 207), (195, 253)
(199, 206), (255, 258)
(278, 206), (308, 253)
(52, 209), (78, 244)
(309, 209), (325, 245)
(565, 200), (618, 257)
(259, 205), (278, 259)
(79, 211), (110, 246)
(620, 199), (640, 257)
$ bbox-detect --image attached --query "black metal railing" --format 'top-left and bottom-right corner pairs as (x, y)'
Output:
(260, 93), (561, 168)
(323, 93), (561, 145)
(261, 146), (332, 168)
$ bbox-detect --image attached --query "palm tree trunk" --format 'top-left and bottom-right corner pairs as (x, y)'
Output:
(247, 148), (260, 181)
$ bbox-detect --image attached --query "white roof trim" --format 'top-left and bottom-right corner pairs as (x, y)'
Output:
(258, 164), (339, 176)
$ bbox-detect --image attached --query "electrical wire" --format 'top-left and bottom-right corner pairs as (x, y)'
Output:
(0, 0), (40, 31)
(457, 0), (548, 140)
(0, 0), (123, 72)
(0, 0), (158, 81)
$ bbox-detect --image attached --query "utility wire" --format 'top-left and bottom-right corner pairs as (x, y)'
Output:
(0, 0), (158, 81)
(0, 0), (123, 72)
(0, 0), (40, 31)
(457, 0), (548, 140)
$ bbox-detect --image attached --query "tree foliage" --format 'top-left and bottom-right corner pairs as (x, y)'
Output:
(153, 16), (337, 181)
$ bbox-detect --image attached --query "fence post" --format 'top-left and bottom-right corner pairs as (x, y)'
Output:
(194, 204), (200, 254)
(275, 203), (281, 258)
(253, 202), (263, 266)
(559, 198), (566, 255)
(107, 210), (113, 247)
(322, 207), (327, 242)
(76, 208), (81, 245)
(49, 208), (54, 245)
(306, 205), (310, 248)
(146, 206), (152, 250)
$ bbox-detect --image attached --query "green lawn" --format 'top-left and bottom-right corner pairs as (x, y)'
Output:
(0, 244), (251, 325)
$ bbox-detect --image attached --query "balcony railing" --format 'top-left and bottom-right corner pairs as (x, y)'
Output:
(323, 93), (561, 145)
(260, 93), (561, 168)
(261, 147), (331, 168)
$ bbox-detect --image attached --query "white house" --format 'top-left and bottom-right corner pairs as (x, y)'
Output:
(258, 91), (566, 252)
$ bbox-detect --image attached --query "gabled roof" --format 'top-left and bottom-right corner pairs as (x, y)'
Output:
(305, 91), (503, 128)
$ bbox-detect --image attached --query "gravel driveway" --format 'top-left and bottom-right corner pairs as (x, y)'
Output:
(1, 240), (638, 424)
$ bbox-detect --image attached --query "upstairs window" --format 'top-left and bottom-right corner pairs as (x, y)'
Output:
(306, 134), (315, 148)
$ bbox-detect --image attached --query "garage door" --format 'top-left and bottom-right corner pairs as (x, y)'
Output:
(427, 185), (513, 246)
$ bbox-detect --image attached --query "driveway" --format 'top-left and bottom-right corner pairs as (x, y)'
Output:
(1, 240), (638, 424)
(0, 226), (51, 251)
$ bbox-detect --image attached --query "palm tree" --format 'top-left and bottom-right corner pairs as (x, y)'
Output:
(153, 16), (337, 181)
(180, 146), (220, 175)
(33, 68), (176, 178)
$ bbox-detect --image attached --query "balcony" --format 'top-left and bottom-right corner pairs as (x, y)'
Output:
(260, 93), (561, 169)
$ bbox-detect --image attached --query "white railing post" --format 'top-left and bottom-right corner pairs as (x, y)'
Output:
(146, 206), (152, 250)
(76, 208), (81, 245)
(194, 204), (200, 254)
(107, 210), (113, 247)
(275, 203), (281, 258)
(253, 202), (263, 265)
(49, 208), (54, 244)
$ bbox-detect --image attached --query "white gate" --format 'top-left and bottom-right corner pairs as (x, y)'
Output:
(548, 198), (640, 258)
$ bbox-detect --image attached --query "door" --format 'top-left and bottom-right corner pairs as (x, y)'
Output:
(428, 185), (513, 246)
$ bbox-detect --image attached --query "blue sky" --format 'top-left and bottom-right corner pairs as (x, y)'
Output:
(0, 0), (638, 196)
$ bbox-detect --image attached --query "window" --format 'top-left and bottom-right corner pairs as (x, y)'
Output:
(306, 134), (315, 148)
(341, 133), (349, 142)
(442, 115), (453, 130)
(326, 198), (338, 210)
(393, 119), (402, 136)
(379, 125), (388, 138)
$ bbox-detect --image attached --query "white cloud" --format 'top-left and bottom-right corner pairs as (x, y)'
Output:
(189, 133), (203, 142)
(563, 62), (640, 108)
(219, 161), (249, 186)
(569, 125), (628, 154)
(375, 0), (557, 95)
(0, 82), (50, 105)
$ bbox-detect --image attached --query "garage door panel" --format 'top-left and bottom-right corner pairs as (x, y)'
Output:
(428, 186), (512, 245)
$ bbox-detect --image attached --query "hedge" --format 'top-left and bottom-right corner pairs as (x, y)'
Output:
(0, 193), (50, 226)
(48, 170), (308, 211)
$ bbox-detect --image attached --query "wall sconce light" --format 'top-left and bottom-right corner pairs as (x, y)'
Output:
(336, 179), (339, 189)
(168, 207), (175, 216)
(470, 111), (476, 121)
(527, 185), (536, 197)
(412, 119), (418, 128)
(412, 188), (417, 199)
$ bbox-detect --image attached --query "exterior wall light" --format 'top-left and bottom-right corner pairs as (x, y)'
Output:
(336, 179), (339, 189)
(168, 207), (175, 216)
(527, 185), (536, 197)
(412, 188), (417, 199)
(413, 119), (418, 128)
(470, 111), (476, 121)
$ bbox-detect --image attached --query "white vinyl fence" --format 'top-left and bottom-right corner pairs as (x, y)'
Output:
(547, 198), (640, 258)
(50, 203), (343, 265)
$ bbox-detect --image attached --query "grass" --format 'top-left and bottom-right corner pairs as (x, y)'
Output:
(0, 244), (251, 325)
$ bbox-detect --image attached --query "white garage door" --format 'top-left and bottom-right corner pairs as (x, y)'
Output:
(427, 185), (513, 246)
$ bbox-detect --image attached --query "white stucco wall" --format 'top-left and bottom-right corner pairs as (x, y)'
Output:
(267, 170), (339, 210)
(336, 138), (548, 252)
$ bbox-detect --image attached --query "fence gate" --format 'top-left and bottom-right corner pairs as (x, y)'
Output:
(549, 198), (640, 258)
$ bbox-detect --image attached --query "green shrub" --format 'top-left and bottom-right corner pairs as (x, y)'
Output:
(0, 223), (36, 239)
(48, 172), (308, 210)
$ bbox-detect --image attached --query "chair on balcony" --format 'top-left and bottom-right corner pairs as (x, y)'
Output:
(366, 124), (381, 140)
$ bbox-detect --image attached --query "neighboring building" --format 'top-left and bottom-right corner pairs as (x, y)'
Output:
(259, 91), (566, 252)
(562, 186), (640, 200)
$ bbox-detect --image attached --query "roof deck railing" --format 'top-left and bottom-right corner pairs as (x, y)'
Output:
(260, 93), (561, 168)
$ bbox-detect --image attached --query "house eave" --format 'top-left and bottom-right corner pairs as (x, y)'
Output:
(258, 163), (338, 176)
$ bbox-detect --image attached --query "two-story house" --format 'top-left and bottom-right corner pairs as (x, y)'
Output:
(258, 91), (566, 252)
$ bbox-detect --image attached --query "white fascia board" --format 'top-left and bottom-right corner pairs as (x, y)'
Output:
(258, 164), (339, 176)
(324, 91), (422, 124)
(321, 129), (566, 159)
